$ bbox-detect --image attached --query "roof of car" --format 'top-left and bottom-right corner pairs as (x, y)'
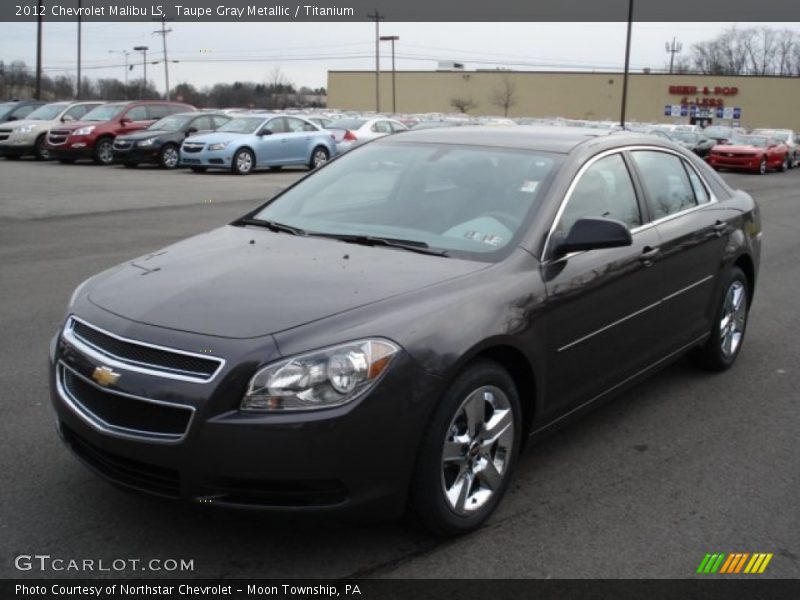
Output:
(387, 125), (621, 153)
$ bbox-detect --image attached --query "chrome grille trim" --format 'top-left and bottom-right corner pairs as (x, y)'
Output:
(63, 316), (225, 383)
(56, 361), (195, 444)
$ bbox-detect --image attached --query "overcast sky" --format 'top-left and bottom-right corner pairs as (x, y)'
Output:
(2, 22), (799, 92)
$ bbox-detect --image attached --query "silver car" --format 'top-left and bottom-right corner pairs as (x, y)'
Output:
(326, 117), (407, 153)
(0, 101), (103, 160)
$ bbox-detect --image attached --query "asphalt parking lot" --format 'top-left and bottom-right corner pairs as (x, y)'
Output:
(0, 158), (798, 579)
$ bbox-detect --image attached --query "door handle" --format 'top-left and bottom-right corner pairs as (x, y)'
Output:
(713, 221), (728, 237)
(639, 246), (660, 266)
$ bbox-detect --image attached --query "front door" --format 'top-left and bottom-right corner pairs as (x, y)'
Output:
(541, 152), (664, 416)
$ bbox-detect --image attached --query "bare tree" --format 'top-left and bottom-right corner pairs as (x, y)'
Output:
(775, 29), (797, 75)
(450, 97), (479, 113)
(747, 26), (778, 75)
(490, 77), (517, 117)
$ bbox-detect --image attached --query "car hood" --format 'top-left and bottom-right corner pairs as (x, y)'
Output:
(715, 144), (764, 153)
(0, 118), (49, 131)
(117, 129), (173, 141)
(87, 225), (487, 338)
(184, 131), (251, 145)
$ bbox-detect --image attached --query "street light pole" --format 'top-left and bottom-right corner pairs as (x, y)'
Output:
(77, 0), (82, 98)
(620, 0), (634, 128)
(380, 35), (399, 113)
(134, 46), (149, 99)
(367, 10), (384, 113)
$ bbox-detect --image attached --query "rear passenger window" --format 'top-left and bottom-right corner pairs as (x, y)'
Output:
(191, 116), (213, 131)
(631, 151), (697, 219)
(147, 105), (169, 119)
(684, 162), (710, 204)
(65, 104), (92, 120)
(211, 116), (230, 129)
(559, 153), (641, 233)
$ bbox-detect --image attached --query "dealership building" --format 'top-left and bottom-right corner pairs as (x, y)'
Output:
(327, 70), (800, 130)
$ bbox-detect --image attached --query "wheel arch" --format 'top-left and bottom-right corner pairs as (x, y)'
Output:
(733, 252), (756, 307)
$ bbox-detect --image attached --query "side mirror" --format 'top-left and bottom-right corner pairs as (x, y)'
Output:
(119, 117), (132, 126)
(555, 217), (632, 257)
(185, 127), (198, 137)
(258, 128), (273, 136)
(62, 114), (75, 122)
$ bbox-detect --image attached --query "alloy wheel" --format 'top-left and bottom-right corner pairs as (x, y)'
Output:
(36, 136), (49, 160)
(720, 281), (747, 359)
(312, 148), (328, 168)
(759, 158), (766, 175)
(441, 385), (514, 515)
(235, 150), (253, 174)
(97, 140), (113, 164)
(161, 146), (179, 169)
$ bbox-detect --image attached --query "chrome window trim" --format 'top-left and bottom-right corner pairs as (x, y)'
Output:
(64, 315), (225, 384)
(556, 274), (714, 352)
(56, 361), (194, 444)
(543, 145), (719, 261)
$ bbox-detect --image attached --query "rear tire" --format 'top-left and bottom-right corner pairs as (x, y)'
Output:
(690, 267), (749, 372)
(308, 146), (329, 170)
(410, 360), (521, 536)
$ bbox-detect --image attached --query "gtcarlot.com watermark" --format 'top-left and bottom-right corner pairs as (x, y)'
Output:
(14, 554), (194, 573)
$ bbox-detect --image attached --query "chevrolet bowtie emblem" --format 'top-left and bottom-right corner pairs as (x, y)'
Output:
(92, 366), (120, 387)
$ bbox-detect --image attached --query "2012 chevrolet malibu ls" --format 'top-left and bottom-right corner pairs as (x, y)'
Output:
(50, 127), (761, 535)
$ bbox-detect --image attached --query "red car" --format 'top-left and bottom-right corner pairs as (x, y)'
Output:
(708, 135), (790, 175)
(46, 101), (195, 165)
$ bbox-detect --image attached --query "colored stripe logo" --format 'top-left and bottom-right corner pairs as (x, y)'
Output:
(696, 552), (773, 574)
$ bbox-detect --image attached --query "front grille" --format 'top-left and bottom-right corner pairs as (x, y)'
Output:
(67, 317), (222, 381)
(48, 129), (70, 145)
(113, 140), (133, 150)
(182, 158), (201, 164)
(61, 423), (181, 498)
(59, 363), (193, 439)
(182, 144), (203, 153)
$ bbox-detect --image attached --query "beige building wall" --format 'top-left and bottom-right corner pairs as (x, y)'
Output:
(327, 71), (800, 130)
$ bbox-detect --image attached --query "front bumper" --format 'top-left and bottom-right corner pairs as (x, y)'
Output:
(0, 140), (36, 157)
(179, 149), (231, 169)
(49, 314), (441, 517)
(113, 144), (162, 164)
(708, 155), (761, 171)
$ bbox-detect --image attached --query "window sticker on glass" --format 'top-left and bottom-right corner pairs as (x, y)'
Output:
(520, 180), (539, 193)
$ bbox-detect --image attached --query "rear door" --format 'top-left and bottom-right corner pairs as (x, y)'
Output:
(284, 117), (314, 162)
(117, 105), (151, 134)
(541, 151), (664, 415)
(629, 149), (733, 352)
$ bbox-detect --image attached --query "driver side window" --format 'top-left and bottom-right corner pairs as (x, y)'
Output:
(266, 117), (287, 134)
(559, 153), (641, 234)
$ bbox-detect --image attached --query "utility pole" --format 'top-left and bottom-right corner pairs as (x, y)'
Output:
(109, 50), (131, 86)
(134, 46), (149, 99)
(367, 10), (384, 113)
(77, 0), (82, 98)
(35, 11), (43, 99)
(153, 17), (173, 100)
(380, 35), (399, 113)
(620, 0), (634, 128)
(665, 37), (682, 74)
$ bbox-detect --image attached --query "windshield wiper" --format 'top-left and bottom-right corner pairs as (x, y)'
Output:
(310, 233), (449, 257)
(235, 218), (306, 236)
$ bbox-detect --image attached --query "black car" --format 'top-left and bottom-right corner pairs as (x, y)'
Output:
(112, 112), (231, 169)
(50, 127), (761, 535)
(0, 99), (46, 123)
(669, 130), (717, 158)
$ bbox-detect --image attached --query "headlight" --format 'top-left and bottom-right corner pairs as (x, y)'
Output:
(14, 124), (37, 133)
(208, 141), (230, 151)
(137, 138), (156, 147)
(241, 339), (400, 411)
(73, 126), (95, 136)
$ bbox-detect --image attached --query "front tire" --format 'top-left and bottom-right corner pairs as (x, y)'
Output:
(93, 138), (114, 165)
(691, 267), (749, 372)
(308, 146), (329, 170)
(757, 157), (767, 175)
(34, 134), (49, 160)
(410, 360), (521, 536)
(780, 155), (789, 172)
(159, 144), (180, 169)
(231, 148), (254, 175)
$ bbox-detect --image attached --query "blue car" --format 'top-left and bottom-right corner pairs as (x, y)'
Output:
(180, 113), (336, 175)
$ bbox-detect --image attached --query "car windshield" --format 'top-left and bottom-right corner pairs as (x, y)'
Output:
(327, 118), (367, 130)
(0, 103), (16, 119)
(730, 135), (769, 147)
(251, 142), (560, 260)
(81, 104), (126, 121)
(217, 117), (266, 134)
(148, 115), (194, 131)
(703, 127), (733, 138)
(25, 103), (69, 120)
(671, 131), (698, 143)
